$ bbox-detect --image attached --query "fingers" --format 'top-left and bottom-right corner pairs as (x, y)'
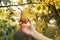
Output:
(21, 24), (26, 29)
(19, 18), (32, 25)
(18, 20), (23, 25)
(27, 18), (36, 31)
(28, 18), (32, 24)
(19, 18), (36, 34)
(18, 18), (34, 30)
(21, 24), (29, 29)
(20, 24), (26, 31)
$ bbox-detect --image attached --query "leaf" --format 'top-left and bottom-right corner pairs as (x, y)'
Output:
(23, 8), (31, 14)
(18, 0), (23, 5)
(28, 4), (33, 8)
(1, 8), (5, 17)
(35, 4), (41, 10)
(2, 20), (8, 23)
(27, 0), (31, 3)
(37, 0), (42, 2)
(54, 0), (60, 2)
(45, 6), (48, 11)
(55, 5), (59, 9)
(35, 4), (44, 10)
(10, 12), (14, 15)
(10, 18), (15, 21)
(50, 1), (54, 5)
(32, 0), (36, 3)
(45, 0), (50, 4)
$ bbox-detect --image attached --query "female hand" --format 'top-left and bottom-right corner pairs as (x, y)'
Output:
(19, 18), (53, 40)
(19, 18), (36, 35)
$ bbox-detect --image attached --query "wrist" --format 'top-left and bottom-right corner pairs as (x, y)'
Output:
(30, 31), (53, 40)
(30, 31), (40, 40)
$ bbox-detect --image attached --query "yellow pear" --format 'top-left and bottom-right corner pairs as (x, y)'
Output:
(20, 13), (28, 24)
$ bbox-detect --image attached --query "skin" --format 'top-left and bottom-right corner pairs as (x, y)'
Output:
(19, 18), (53, 40)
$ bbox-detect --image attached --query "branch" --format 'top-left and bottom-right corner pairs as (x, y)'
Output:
(0, 2), (40, 7)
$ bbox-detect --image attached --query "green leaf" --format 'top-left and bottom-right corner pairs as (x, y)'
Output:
(10, 18), (15, 21)
(10, 12), (14, 15)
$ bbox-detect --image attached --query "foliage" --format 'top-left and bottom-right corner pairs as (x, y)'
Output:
(0, 0), (60, 40)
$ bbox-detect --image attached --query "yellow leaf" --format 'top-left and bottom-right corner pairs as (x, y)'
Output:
(23, 8), (31, 14)
(1, 8), (5, 17)
(28, 4), (33, 8)
(55, 5), (59, 9)
(45, 0), (50, 4)
(32, 0), (36, 3)
(36, 4), (43, 10)
(35, 4), (41, 10)
(45, 6), (48, 11)
(18, 0), (23, 5)
(54, 0), (60, 2)
(50, 1), (54, 5)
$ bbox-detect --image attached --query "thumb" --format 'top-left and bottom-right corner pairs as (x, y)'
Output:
(28, 18), (36, 31)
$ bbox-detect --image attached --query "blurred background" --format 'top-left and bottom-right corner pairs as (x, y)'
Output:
(0, 0), (60, 40)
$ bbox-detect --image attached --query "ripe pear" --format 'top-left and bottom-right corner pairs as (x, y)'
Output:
(20, 13), (28, 24)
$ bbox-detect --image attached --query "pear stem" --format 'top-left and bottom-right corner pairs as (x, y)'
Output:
(16, 6), (24, 17)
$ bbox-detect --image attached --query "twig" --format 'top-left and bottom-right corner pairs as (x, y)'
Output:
(0, 2), (40, 7)
(16, 6), (23, 16)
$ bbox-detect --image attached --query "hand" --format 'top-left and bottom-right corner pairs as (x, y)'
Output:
(19, 18), (36, 35)
(19, 18), (53, 40)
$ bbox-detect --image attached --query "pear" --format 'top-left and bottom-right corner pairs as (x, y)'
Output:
(20, 13), (28, 24)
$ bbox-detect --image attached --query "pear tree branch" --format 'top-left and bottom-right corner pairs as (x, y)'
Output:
(0, 2), (40, 7)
